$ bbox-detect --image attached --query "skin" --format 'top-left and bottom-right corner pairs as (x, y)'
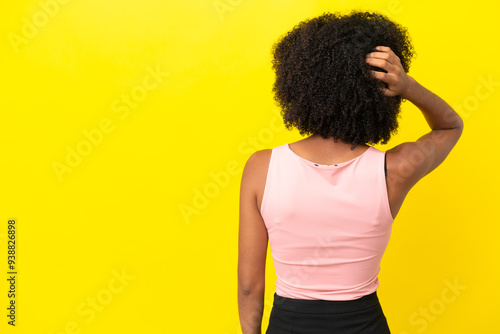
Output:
(238, 46), (464, 333)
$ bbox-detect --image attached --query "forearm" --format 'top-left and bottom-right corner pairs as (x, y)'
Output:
(403, 76), (463, 130)
(238, 288), (265, 334)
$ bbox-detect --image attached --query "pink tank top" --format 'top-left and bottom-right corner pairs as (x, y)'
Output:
(261, 143), (394, 300)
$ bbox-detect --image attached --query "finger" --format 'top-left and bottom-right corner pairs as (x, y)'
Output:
(374, 46), (402, 65)
(369, 70), (397, 86)
(365, 57), (395, 72)
(379, 86), (397, 97)
(373, 46), (392, 53)
(366, 50), (390, 60)
(366, 49), (399, 66)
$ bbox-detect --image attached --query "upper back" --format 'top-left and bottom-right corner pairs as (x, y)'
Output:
(259, 143), (394, 300)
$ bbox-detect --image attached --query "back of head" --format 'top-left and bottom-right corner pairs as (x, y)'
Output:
(271, 10), (415, 147)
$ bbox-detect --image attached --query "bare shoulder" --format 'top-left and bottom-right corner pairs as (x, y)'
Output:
(241, 149), (273, 211)
(242, 149), (273, 180)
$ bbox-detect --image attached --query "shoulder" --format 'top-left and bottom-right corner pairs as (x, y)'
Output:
(240, 149), (273, 203)
(247, 149), (273, 163)
(362, 146), (386, 162)
(366, 145), (385, 156)
(242, 149), (273, 178)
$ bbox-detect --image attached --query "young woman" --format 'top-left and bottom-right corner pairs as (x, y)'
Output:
(238, 11), (463, 334)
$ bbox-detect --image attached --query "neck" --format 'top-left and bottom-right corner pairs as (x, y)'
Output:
(304, 134), (369, 151)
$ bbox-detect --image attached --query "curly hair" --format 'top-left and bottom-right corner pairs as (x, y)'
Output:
(270, 10), (415, 147)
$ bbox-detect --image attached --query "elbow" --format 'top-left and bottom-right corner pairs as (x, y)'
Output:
(455, 115), (464, 138)
(443, 108), (464, 136)
(455, 111), (464, 129)
(238, 264), (266, 295)
(453, 107), (464, 130)
(238, 281), (265, 296)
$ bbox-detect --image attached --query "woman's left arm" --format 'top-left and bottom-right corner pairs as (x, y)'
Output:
(238, 150), (270, 334)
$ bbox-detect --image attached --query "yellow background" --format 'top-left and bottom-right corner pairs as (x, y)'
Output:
(1, 0), (499, 333)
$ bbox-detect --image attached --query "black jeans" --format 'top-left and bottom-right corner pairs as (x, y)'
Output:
(266, 291), (391, 334)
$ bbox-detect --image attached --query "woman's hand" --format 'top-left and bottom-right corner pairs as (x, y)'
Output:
(365, 46), (413, 99)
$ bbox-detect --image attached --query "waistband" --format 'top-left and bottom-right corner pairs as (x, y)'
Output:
(272, 291), (381, 314)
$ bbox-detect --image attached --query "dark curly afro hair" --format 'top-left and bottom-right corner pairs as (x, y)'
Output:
(271, 10), (415, 147)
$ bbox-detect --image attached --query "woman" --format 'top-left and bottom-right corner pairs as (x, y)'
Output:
(238, 11), (463, 334)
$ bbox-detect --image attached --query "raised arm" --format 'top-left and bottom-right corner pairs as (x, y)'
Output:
(365, 46), (464, 218)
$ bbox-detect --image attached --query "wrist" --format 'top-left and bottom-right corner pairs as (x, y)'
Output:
(401, 75), (416, 100)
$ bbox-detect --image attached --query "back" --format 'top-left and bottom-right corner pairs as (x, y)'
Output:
(261, 143), (394, 300)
